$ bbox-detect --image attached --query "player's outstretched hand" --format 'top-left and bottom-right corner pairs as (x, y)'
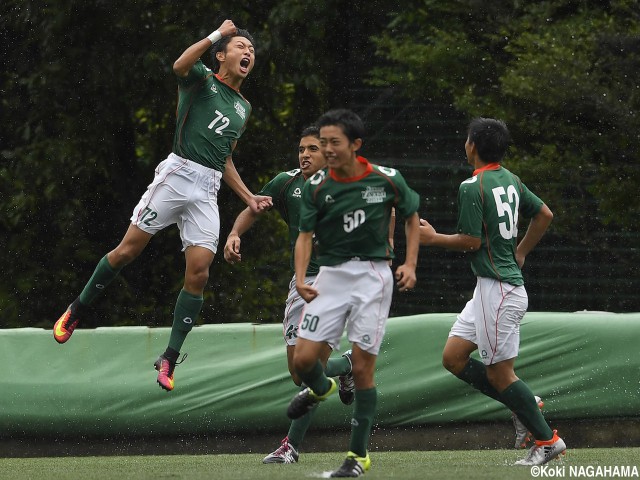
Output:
(296, 283), (319, 303)
(395, 264), (417, 292)
(217, 20), (237, 38)
(419, 218), (437, 246)
(224, 234), (242, 264)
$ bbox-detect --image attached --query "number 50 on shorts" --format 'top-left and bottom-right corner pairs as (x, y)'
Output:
(300, 313), (319, 332)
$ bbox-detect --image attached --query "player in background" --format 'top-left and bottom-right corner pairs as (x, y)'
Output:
(287, 109), (420, 477)
(419, 117), (565, 466)
(225, 125), (376, 464)
(53, 20), (272, 392)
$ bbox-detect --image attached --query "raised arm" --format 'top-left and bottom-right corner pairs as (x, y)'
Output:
(173, 19), (237, 77)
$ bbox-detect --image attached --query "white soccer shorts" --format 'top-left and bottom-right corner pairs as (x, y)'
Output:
(297, 259), (393, 355)
(449, 276), (528, 365)
(131, 153), (223, 253)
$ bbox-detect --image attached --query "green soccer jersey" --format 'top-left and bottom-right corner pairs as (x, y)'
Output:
(299, 157), (420, 266)
(172, 60), (251, 172)
(456, 164), (544, 285)
(258, 169), (320, 276)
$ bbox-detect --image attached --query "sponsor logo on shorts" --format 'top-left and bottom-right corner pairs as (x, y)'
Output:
(480, 349), (488, 359)
(234, 101), (246, 120)
(361, 334), (371, 344)
(361, 186), (386, 204)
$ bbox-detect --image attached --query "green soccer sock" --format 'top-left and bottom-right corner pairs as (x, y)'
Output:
(325, 354), (351, 377)
(348, 387), (377, 458)
(298, 360), (332, 396)
(287, 400), (318, 450)
(456, 358), (503, 403)
(167, 289), (203, 352)
(78, 255), (122, 306)
(501, 380), (554, 441)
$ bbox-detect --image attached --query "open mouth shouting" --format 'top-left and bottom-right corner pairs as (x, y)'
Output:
(239, 57), (251, 74)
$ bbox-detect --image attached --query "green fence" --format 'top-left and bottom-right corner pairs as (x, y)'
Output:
(1, 312), (638, 438)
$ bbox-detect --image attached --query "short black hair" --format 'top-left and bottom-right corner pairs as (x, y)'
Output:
(299, 124), (320, 139)
(316, 109), (365, 143)
(210, 28), (255, 73)
(467, 117), (511, 163)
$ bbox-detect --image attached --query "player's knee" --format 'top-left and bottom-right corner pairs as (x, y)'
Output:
(442, 353), (464, 375)
(186, 269), (209, 291)
(109, 247), (139, 268)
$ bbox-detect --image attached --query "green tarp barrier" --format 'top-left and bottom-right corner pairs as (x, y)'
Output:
(1, 312), (638, 437)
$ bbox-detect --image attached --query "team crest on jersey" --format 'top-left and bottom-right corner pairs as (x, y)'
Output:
(324, 194), (335, 204)
(234, 101), (246, 119)
(361, 186), (386, 203)
(210, 84), (218, 94)
(293, 187), (302, 198)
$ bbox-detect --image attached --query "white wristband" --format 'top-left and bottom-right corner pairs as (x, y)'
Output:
(207, 30), (222, 44)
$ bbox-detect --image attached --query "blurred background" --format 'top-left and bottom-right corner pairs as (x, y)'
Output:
(1, 0), (638, 328)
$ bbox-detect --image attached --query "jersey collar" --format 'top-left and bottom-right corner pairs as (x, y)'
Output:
(329, 156), (373, 182)
(473, 162), (501, 176)
(214, 73), (243, 95)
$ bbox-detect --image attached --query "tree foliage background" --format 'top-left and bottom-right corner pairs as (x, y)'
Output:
(1, 0), (638, 329)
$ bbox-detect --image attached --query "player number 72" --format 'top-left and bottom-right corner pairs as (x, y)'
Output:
(207, 109), (230, 135)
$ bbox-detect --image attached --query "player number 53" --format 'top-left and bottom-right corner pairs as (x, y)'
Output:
(492, 185), (520, 239)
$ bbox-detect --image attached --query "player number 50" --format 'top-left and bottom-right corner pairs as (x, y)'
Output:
(301, 313), (319, 332)
(492, 186), (520, 239)
(343, 209), (366, 233)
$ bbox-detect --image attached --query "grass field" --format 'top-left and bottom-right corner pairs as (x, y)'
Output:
(1, 448), (638, 480)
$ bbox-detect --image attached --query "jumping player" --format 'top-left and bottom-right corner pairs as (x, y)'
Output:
(287, 109), (420, 477)
(224, 125), (358, 464)
(419, 117), (565, 466)
(53, 20), (272, 392)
